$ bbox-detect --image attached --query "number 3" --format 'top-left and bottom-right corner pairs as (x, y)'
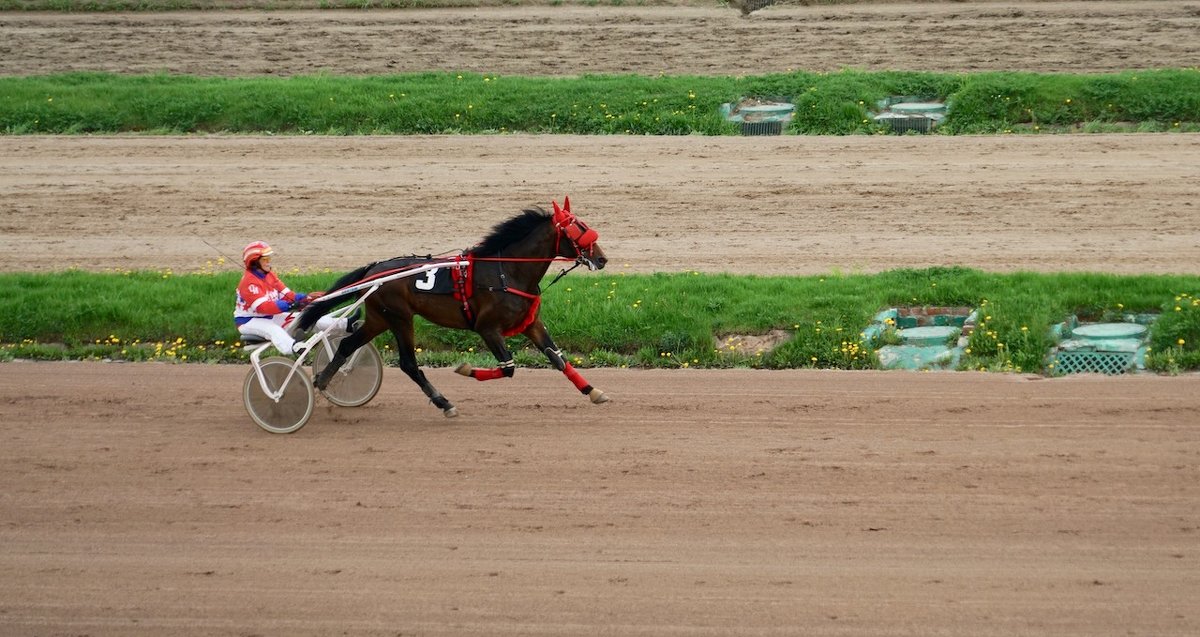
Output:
(415, 268), (439, 291)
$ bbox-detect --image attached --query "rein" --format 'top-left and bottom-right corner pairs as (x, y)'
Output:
(473, 254), (587, 293)
(470, 256), (576, 263)
(544, 260), (584, 290)
(472, 256), (582, 290)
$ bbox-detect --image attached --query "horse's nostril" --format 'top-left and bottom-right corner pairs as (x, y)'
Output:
(597, 256), (608, 268)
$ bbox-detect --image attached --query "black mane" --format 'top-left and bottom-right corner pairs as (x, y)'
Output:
(470, 207), (551, 257)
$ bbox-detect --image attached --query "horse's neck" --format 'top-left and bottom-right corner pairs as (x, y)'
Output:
(487, 231), (555, 292)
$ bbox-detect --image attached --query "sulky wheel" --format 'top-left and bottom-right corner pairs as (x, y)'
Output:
(312, 338), (384, 408)
(243, 356), (315, 434)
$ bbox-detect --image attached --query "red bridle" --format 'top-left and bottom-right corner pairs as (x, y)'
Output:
(551, 197), (599, 257)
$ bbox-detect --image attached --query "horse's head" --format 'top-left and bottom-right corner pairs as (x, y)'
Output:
(551, 197), (607, 270)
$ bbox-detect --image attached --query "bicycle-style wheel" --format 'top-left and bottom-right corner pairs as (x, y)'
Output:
(243, 357), (315, 434)
(312, 338), (384, 408)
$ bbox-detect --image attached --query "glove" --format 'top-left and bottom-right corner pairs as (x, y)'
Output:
(275, 299), (293, 313)
(294, 292), (308, 305)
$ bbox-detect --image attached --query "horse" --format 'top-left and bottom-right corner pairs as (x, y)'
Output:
(297, 197), (609, 418)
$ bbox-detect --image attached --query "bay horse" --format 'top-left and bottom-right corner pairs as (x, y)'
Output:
(297, 197), (609, 418)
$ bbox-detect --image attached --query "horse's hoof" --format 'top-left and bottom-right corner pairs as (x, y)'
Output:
(453, 363), (472, 377)
(588, 388), (610, 404)
(313, 374), (329, 391)
(443, 406), (459, 418)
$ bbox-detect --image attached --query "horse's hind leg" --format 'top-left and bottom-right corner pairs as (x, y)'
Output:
(522, 319), (609, 404)
(314, 308), (388, 390)
(314, 326), (375, 391)
(390, 315), (458, 418)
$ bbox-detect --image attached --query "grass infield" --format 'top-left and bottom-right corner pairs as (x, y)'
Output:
(2, 70), (1199, 136)
(2, 267), (1199, 373)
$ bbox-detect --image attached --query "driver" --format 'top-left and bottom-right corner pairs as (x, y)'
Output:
(234, 240), (348, 356)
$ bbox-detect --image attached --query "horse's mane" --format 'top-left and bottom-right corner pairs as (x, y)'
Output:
(470, 207), (551, 257)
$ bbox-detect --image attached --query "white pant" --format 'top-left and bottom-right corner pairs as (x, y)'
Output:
(238, 313), (348, 356)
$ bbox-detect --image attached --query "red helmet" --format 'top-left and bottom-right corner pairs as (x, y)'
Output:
(242, 241), (275, 269)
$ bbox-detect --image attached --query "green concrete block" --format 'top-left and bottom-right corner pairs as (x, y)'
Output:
(877, 344), (958, 370)
(899, 326), (960, 346)
(874, 309), (899, 324)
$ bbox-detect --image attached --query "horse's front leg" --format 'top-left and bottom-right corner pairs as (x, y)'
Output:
(453, 328), (516, 382)
(523, 319), (609, 404)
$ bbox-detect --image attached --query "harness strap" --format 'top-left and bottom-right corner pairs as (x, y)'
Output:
(502, 295), (540, 337)
(488, 266), (541, 337)
(450, 254), (476, 327)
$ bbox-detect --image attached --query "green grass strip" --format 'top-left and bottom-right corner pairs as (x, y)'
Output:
(3, 267), (1200, 373)
(2, 70), (1198, 135)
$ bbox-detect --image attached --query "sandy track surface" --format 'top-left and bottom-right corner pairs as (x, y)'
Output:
(2, 361), (1199, 635)
(5, 2), (1200, 635)
(2, 2), (1199, 76)
(3, 133), (1199, 275)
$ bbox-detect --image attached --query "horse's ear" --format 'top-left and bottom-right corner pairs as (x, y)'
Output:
(563, 196), (571, 213)
(552, 199), (563, 216)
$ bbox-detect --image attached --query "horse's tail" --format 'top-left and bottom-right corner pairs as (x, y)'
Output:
(297, 263), (374, 331)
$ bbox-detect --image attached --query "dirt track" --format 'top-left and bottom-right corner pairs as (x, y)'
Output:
(2, 2), (1200, 76)
(4, 2), (1200, 635)
(4, 133), (1200, 275)
(2, 362), (1199, 635)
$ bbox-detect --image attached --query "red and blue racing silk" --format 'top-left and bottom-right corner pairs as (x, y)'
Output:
(234, 269), (297, 325)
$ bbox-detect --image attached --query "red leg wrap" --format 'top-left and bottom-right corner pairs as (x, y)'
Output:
(471, 368), (506, 381)
(562, 362), (591, 392)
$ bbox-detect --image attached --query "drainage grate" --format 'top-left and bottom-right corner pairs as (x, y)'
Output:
(1052, 351), (1135, 376)
(740, 121), (784, 136)
(873, 99), (947, 134)
(879, 115), (933, 134)
(1049, 317), (1155, 376)
(722, 97), (794, 136)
